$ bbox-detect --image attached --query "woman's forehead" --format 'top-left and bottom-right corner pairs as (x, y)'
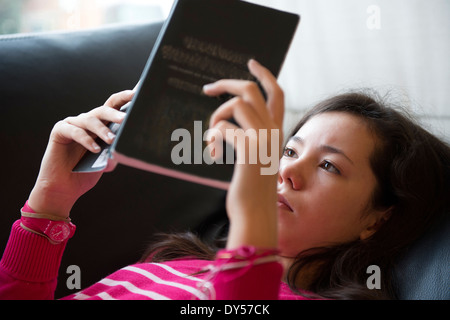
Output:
(293, 112), (376, 162)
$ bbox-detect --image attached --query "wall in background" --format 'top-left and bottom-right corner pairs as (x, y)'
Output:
(247, 0), (450, 142)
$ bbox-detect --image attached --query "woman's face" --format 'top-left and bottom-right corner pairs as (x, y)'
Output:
(277, 112), (383, 258)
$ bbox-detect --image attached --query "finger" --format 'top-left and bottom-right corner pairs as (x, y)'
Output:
(208, 120), (238, 162)
(66, 113), (116, 145)
(65, 105), (126, 143)
(90, 105), (127, 124)
(104, 90), (135, 109)
(211, 119), (259, 166)
(203, 79), (267, 118)
(204, 122), (236, 162)
(212, 119), (240, 143)
(247, 59), (284, 127)
(53, 121), (101, 153)
(209, 96), (264, 130)
(68, 105), (125, 127)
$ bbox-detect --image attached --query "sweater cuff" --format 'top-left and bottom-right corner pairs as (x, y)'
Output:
(0, 220), (67, 283)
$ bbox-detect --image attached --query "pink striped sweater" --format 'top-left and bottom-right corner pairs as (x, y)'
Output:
(0, 220), (309, 300)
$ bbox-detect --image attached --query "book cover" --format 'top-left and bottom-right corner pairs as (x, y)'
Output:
(74, 0), (300, 190)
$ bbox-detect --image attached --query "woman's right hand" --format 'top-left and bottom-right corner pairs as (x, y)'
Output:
(27, 90), (134, 219)
(204, 60), (284, 250)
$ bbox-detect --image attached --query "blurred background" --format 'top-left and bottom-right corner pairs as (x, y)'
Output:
(1, 0), (449, 142)
(0, 0), (172, 34)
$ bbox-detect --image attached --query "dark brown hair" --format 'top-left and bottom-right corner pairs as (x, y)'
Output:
(285, 90), (450, 299)
(141, 89), (450, 299)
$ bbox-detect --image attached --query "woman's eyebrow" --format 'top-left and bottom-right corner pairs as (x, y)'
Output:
(288, 136), (354, 165)
(320, 144), (354, 165)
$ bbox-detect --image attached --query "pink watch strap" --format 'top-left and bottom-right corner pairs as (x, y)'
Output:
(20, 201), (76, 244)
(22, 200), (36, 213)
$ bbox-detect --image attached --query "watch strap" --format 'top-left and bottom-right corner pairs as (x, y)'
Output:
(20, 202), (76, 244)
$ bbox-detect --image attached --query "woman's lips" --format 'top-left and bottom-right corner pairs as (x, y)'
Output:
(277, 194), (293, 212)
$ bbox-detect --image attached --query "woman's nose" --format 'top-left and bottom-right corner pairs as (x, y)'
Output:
(278, 159), (304, 191)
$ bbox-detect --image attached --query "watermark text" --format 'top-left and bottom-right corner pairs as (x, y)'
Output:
(171, 121), (280, 175)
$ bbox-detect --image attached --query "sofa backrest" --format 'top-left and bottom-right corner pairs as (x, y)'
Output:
(392, 211), (449, 300)
(0, 22), (227, 299)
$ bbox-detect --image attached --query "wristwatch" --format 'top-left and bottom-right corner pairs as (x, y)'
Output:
(20, 210), (76, 244)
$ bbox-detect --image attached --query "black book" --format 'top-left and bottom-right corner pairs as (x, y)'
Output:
(73, 0), (300, 190)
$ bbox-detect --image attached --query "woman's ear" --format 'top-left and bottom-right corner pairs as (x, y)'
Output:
(359, 207), (392, 240)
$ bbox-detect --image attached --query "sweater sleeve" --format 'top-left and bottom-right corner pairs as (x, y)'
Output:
(0, 220), (67, 300)
(205, 246), (283, 300)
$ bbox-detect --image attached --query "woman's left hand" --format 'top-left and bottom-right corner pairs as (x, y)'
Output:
(203, 59), (284, 249)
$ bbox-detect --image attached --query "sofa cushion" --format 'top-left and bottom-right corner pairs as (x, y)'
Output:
(393, 211), (450, 300)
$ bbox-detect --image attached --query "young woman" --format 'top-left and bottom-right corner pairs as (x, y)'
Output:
(0, 60), (448, 300)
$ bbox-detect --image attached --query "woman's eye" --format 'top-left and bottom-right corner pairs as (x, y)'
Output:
(320, 161), (341, 175)
(283, 147), (297, 158)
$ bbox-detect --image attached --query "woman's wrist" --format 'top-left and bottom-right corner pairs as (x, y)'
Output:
(28, 186), (74, 219)
(226, 209), (278, 250)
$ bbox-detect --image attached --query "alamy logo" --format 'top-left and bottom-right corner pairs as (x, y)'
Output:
(171, 121), (280, 175)
(66, 265), (81, 290)
(367, 5), (381, 30)
(366, 265), (381, 289)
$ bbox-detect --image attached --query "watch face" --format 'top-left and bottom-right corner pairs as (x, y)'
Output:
(49, 223), (71, 242)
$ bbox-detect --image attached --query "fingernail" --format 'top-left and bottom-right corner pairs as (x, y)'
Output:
(107, 132), (116, 140)
(203, 83), (214, 92)
(92, 143), (101, 152)
(117, 112), (126, 120)
(249, 58), (260, 67)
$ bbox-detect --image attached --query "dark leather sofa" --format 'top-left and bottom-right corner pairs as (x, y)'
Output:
(0, 21), (448, 300)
